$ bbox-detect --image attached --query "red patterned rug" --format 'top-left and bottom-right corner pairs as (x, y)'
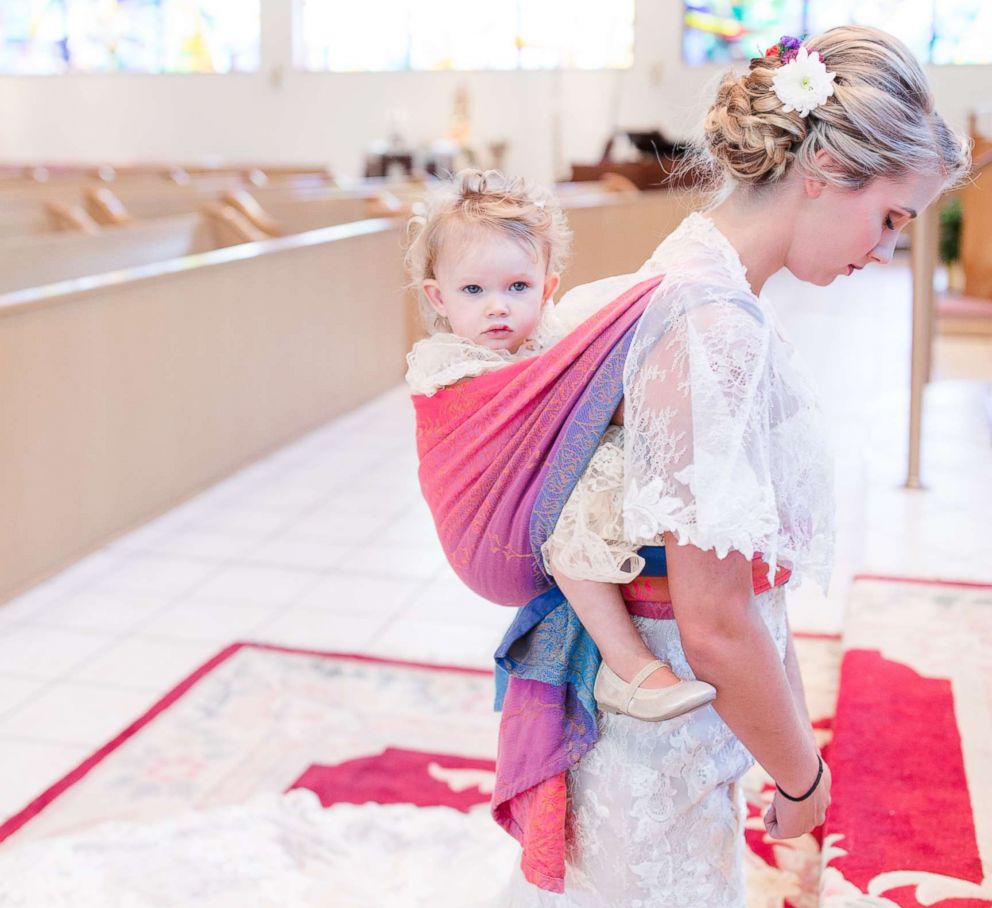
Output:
(0, 637), (842, 905)
(819, 576), (992, 908)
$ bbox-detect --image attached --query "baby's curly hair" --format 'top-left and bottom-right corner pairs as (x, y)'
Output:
(405, 169), (571, 334)
(688, 25), (971, 196)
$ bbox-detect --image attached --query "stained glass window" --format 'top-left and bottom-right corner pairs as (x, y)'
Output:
(298, 0), (635, 72)
(931, 0), (991, 65)
(683, 0), (991, 65)
(0, 0), (259, 74)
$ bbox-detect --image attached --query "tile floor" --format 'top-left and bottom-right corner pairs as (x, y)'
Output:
(0, 252), (989, 822)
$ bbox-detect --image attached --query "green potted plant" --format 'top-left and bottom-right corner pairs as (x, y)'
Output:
(939, 196), (965, 292)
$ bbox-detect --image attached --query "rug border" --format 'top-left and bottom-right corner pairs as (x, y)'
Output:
(0, 641), (493, 846)
(853, 572), (992, 590)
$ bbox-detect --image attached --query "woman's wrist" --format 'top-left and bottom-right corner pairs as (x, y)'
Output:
(775, 751), (823, 802)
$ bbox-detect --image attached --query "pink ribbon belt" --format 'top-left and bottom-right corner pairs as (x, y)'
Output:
(623, 554), (793, 619)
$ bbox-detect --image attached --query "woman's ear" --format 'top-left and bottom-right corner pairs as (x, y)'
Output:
(803, 148), (840, 200)
(543, 272), (561, 302)
(422, 280), (446, 316)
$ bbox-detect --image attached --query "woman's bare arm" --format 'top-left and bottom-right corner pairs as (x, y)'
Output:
(664, 536), (820, 796)
(782, 620), (818, 753)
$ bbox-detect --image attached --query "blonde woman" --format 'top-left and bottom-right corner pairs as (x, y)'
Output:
(497, 25), (970, 906)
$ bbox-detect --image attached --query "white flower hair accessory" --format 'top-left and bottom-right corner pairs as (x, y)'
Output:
(771, 44), (837, 118)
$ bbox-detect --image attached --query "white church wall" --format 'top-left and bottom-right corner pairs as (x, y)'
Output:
(0, 1), (987, 183)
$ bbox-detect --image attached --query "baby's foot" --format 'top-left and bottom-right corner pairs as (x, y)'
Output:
(609, 656), (682, 689)
(594, 659), (717, 722)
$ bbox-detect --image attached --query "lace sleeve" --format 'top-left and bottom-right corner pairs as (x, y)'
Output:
(622, 279), (781, 572)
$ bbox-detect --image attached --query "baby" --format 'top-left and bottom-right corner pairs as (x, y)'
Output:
(405, 170), (716, 721)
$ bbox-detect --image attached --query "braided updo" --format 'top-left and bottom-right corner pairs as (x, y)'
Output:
(699, 25), (970, 193)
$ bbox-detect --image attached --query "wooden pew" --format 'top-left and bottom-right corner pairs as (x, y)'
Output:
(0, 188), (421, 296)
(0, 176), (425, 239)
(0, 218), (408, 605)
(0, 214), (221, 295)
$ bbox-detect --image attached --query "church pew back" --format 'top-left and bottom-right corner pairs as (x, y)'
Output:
(0, 218), (408, 604)
(0, 214), (217, 295)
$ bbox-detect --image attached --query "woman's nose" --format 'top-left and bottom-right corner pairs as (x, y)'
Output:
(869, 233), (898, 266)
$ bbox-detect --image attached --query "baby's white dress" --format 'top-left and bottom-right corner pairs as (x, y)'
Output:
(497, 211), (836, 906)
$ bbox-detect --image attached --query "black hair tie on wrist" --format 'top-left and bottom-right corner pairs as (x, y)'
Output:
(776, 754), (824, 802)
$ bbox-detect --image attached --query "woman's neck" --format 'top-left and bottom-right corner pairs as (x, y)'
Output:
(704, 182), (801, 296)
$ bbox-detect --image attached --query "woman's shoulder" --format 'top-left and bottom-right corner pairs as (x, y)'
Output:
(641, 212), (758, 303)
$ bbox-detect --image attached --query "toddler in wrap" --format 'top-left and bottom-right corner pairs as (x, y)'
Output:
(404, 169), (715, 721)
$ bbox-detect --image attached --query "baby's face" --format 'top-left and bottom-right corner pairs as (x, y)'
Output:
(422, 227), (559, 353)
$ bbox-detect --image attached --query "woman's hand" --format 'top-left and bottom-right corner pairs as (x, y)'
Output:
(610, 399), (625, 426)
(764, 758), (832, 839)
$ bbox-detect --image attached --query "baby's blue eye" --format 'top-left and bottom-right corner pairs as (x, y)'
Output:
(462, 284), (483, 294)
(510, 281), (529, 291)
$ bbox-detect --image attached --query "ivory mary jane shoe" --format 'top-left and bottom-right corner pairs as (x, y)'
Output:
(594, 659), (717, 722)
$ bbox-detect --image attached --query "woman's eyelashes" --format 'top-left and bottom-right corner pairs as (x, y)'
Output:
(884, 213), (896, 231)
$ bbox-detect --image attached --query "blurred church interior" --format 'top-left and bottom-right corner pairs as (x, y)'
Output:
(0, 1), (990, 903)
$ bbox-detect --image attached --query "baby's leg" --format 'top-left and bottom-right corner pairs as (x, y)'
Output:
(552, 567), (680, 690)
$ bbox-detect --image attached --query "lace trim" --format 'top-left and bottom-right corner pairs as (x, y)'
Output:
(540, 426), (646, 584)
(621, 212), (835, 592)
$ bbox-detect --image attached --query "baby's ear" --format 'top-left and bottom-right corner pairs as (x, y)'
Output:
(421, 280), (446, 315)
(543, 272), (561, 302)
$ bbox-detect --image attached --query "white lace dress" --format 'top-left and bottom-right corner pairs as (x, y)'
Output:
(500, 212), (836, 907)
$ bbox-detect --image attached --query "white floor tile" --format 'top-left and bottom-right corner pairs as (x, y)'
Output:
(294, 573), (423, 619)
(0, 626), (119, 682)
(241, 537), (351, 571)
(25, 587), (174, 635)
(367, 618), (501, 670)
(36, 549), (124, 593)
(337, 545), (447, 580)
(249, 608), (388, 653)
(225, 482), (329, 515)
(0, 682), (157, 748)
(186, 564), (322, 607)
(66, 636), (228, 693)
(96, 554), (220, 598)
(0, 589), (57, 631)
(0, 739), (94, 822)
(291, 509), (393, 544)
(136, 598), (282, 643)
(0, 677), (48, 720)
(182, 506), (293, 539)
(404, 576), (518, 632)
(127, 529), (261, 561)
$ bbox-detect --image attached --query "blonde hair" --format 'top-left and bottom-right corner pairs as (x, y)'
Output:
(405, 169), (571, 334)
(693, 25), (971, 196)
